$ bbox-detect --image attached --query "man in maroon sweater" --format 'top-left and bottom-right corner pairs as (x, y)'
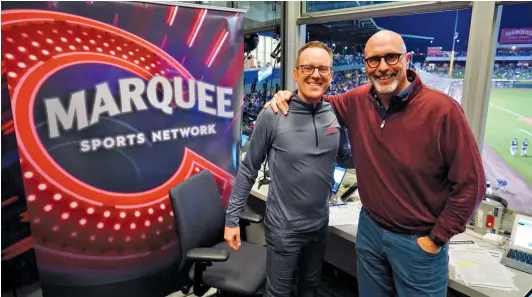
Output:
(265, 30), (486, 297)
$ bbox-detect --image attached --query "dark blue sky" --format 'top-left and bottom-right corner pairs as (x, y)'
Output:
(376, 3), (532, 53)
(257, 3), (532, 55)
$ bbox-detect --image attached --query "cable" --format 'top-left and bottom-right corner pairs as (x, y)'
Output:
(257, 3), (277, 188)
(484, 194), (509, 209)
(267, 2), (281, 98)
(269, 55), (279, 98)
(257, 156), (270, 189)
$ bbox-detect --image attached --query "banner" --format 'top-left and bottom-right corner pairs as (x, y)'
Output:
(1, 1), (244, 296)
(427, 47), (443, 56)
(500, 28), (532, 44)
(257, 66), (273, 82)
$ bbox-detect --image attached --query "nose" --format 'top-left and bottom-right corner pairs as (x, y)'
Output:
(310, 68), (321, 79)
(377, 57), (390, 73)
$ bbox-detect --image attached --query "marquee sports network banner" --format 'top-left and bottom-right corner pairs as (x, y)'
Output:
(500, 28), (532, 44)
(1, 1), (244, 295)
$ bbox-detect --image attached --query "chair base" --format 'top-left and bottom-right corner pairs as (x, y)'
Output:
(217, 283), (264, 297)
(181, 284), (264, 297)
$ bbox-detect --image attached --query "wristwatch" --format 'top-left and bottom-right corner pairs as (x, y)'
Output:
(428, 233), (445, 247)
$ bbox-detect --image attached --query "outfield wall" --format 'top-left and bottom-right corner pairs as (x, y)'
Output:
(493, 80), (532, 89)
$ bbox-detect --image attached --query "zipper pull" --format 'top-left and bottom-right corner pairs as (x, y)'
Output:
(380, 119), (386, 129)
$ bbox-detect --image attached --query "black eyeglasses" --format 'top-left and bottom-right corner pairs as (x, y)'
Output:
(296, 65), (332, 76)
(364, 53), (404, 68)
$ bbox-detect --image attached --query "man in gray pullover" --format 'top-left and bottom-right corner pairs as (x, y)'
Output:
(224, 41), (352, 297)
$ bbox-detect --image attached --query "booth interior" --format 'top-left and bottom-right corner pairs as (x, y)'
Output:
(2, 1), (532, 297)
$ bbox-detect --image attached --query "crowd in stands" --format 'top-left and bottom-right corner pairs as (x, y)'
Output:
(421, 63), (532, 80)
(427, 51), (467, 58)
(245, 53), (365, 69)
(333, 53), (364, 66)
(327, 70), (367, 95)
(492, 66), (532, 80)
(421, 65), (464, 79)
(241, 52), (530, 123)
(329, 53), (532, 82)
(242, 92), (264, 117)
(428, 47), (532, 58)
(247, 47), (531, 71)
(497, 48), (532, 57)
(242, 89), (275, 118)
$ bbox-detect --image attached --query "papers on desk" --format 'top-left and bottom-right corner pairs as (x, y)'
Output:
(449, 243), (518, 292)
(328, 201), (362, 226)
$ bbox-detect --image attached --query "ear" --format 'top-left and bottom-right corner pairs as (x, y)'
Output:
(405, 52), (412, 65)
(292, 67), (298, 82)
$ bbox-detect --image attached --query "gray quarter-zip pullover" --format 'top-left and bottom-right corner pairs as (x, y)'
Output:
(226, 95), (352, 232)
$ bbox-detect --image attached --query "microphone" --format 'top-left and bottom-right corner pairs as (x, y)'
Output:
(340, 183), (358, 202)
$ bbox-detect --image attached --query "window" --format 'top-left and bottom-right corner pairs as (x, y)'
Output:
(242, 30), (282, 137)
(305, 1), (400, 13)
(197, 1), (232, 8)
(233, 2), (282, 139)
(483, 3), (532, 214)
(236, 1), (281, 30)
(306, 9), (472, 99)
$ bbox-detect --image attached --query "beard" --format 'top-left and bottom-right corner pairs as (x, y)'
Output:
(369, 74), (400, 95)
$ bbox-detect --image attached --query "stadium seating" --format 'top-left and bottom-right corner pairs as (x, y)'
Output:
(241, 52), (530, 125)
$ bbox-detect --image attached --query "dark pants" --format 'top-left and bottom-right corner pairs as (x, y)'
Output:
(356, 208), (449, 297)
(263, 223), (328, 297)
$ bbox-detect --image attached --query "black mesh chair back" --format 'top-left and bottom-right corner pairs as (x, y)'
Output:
(169, 170), (225, 270)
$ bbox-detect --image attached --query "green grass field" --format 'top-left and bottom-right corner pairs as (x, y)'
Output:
(485, 88), (532, 184)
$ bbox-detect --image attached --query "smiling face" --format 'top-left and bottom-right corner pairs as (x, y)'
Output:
(293, 42), (333, 103)
(364, 30), (411, 97)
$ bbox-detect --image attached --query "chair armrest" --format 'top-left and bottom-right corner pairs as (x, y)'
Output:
(186, 248), (229, 262)
(186, 248), (229, 296)
(239, 209), (263, 224)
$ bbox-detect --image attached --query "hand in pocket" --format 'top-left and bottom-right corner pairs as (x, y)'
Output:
(416, 236), (441, 255)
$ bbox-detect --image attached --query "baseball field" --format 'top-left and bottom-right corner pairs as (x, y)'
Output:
(484, 87), (532, 185)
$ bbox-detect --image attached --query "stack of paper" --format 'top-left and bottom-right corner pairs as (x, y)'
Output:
(449, 245), (518, 291)
(328, 203), (361, 226)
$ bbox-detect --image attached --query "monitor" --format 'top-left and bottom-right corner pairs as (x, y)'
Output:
(332, 166), (347, 194)
(511, 214), (532, 252)
(501, 213), (532, 274)
(241, 134), (250, 147)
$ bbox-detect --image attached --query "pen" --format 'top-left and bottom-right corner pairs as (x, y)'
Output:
(330, 203), (346, 207)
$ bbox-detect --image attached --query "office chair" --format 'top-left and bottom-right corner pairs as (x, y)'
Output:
(169, 170), (267, 296)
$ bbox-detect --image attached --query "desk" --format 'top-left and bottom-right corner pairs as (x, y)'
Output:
(248, 174), (532, 297)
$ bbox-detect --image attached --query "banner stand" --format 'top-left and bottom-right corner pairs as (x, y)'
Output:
(1, 1), (245, 296)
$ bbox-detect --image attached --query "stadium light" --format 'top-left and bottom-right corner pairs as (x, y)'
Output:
(449, 10), (459, 78)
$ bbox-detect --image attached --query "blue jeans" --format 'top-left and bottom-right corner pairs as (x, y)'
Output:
(356, 208), (449, 297)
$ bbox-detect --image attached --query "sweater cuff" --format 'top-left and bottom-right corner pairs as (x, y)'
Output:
(430, 223), (453, 245)
(225, 216), (239, 227)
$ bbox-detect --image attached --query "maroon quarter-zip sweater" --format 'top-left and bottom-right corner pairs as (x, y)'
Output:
(326, 70), (486, 243)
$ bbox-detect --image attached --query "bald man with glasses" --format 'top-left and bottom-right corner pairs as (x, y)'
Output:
(264, 30), (485, 297)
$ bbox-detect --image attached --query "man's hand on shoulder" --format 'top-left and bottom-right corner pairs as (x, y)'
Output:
(264, 90), (293, 115)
